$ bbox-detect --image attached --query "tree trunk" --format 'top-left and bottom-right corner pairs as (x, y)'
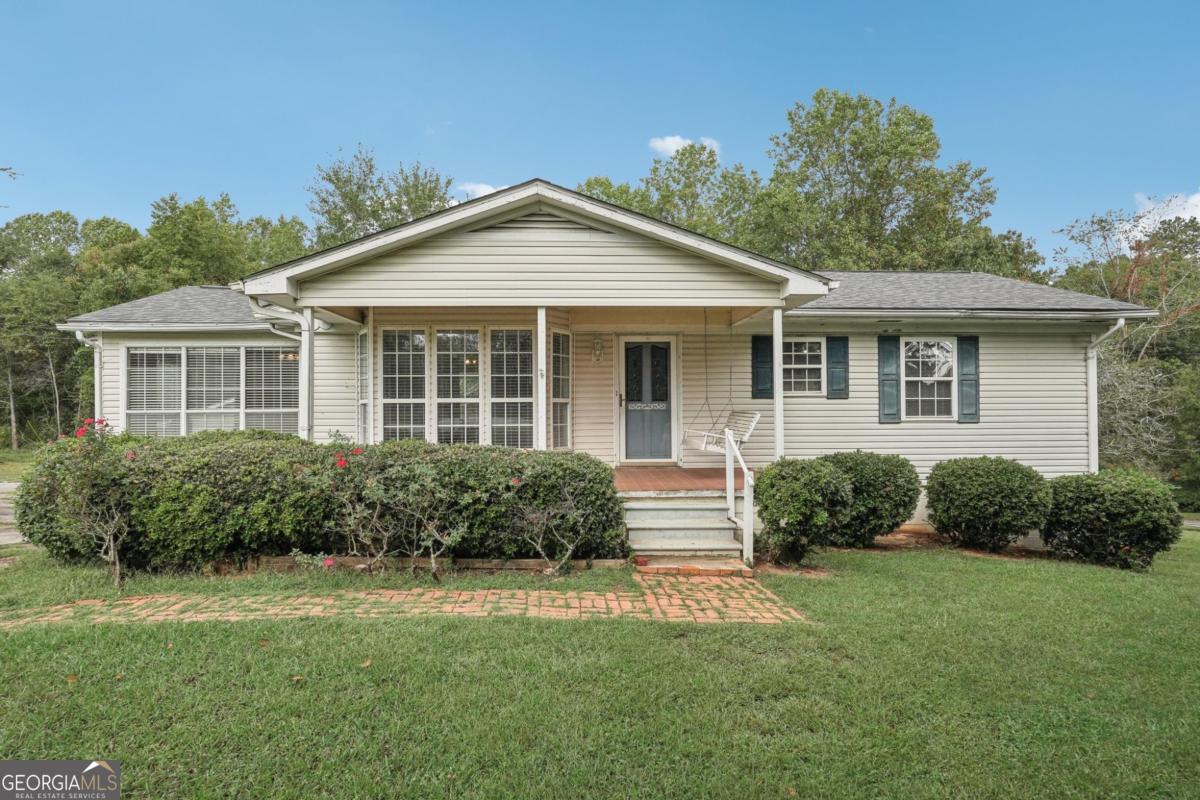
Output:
(46, 351), (61, 434)
(6, 365), (17, 450)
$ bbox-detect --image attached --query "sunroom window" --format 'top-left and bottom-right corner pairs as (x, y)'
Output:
(382, 330), (426, 441)
(435, 329), (480, 444)
(490, 329), (534, 448)
(551, 331), (571, 449)
(185, 347), (241, 432)
(903, 339), (955, 418)
(244, 347), (300, 434)
(126, 347), (182, 436)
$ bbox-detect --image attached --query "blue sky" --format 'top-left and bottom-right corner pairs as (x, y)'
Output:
(3, 0), (1198, 262)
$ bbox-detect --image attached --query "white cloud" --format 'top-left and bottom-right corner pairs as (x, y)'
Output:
(648, 135), (721, 157)
(1134, 189), (1200, 223)
(457, 182), (503, 199)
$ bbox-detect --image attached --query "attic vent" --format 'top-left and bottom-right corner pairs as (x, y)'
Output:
(474, 212), (604, 233)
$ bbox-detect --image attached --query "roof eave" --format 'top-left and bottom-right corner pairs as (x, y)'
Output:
(785, 308), (1157, 321)
(56, 322), (278, 333)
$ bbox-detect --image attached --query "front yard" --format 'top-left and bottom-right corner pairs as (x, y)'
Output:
(1, 537), (1198, 798)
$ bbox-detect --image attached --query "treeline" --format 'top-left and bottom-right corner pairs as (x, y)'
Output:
(0, 90), (1197, 499)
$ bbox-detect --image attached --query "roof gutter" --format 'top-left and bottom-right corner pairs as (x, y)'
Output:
(786, 309), (1156, 321)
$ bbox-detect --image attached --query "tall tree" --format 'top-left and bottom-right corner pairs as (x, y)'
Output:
(307, 145), (454, 250)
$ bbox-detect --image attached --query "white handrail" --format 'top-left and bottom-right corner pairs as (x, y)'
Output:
(724, 428), (755, 567)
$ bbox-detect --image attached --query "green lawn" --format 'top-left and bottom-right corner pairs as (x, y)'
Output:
(2, 538), (1198, 799)
(0, 448), (36, 482)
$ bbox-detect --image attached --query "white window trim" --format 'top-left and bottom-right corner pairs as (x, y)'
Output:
(380, 328), (428, 442)
(900, 336), (958, 421)
(488, 327), (536, 449)
(781, 336), (826, 396)
(551, 328), (572, 450)
(433, 327), (484, 445)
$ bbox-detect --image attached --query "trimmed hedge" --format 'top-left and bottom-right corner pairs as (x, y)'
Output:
(818, 451), (920, 546)
(926, 456), (1051, 552)
(755, 458), (852, 563)
(1043, 470), (1182, 569)
(18, 430), (627, 573)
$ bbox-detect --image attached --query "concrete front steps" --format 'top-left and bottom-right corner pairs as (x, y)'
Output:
(622, 491), (743, 558)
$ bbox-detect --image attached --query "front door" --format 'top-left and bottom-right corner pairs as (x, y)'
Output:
(622, 340), (673, 460)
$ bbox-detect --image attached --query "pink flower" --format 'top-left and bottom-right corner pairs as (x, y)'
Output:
(322, 557), (335, 568)
(96, 418), (107, 425)
(336, 459), (348, 470)
(124, 450), (137, 461)
(350, 447), (364, 456)
(510, 477), (521, 486)
(83, 417), (94, 425)
(74, 426), (88, 438)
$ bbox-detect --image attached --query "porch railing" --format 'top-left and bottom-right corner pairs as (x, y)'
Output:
(724, 428), (755, 566)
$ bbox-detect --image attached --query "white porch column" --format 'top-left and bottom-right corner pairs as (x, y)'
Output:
(535, 306), (548, 450)
(772, 307), (785, 460)
(299, 306), (314, 441)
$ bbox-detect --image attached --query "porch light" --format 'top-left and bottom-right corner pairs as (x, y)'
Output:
(592, 336), (604, 364)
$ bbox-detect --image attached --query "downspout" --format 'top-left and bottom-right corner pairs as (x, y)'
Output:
(75, 330), (102, 420)
(1086, 318), (1125, 473)
(249, 298), (331, 441)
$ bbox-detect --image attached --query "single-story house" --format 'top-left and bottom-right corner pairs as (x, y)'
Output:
(58, 179), (1153, 562)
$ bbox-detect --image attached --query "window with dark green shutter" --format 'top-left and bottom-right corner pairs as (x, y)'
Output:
(751, 335), (773, 399)
(878, 336), (900, 423)
(826, 336), (849, 399)
(957, 336), (979, 423)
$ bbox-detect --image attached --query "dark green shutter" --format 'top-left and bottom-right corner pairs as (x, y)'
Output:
(751, 335), (773, 399)
(826, 336), (849, 399)
(878, 336), (900, 423)
(957, 336), (980, 423)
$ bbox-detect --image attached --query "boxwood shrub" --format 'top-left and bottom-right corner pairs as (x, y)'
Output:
(925, 456), (1051, 552)
(17, 429), (627, 572)
(1043, 469), (1182, 569)
(755, 457), (852, 563)
(818, 451), (920, 546)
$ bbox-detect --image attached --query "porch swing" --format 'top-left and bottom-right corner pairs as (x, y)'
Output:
(680, 309), (761, 454)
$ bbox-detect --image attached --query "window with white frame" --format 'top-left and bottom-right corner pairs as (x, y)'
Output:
(489, 329), (534, 448)
(185, 347), (241, 433)
(903, 339), (955, 418)
(382, 329), (426, 441)
(243, 347), (300, 433)
(356, 330), (369, 443)
(551, 331), (571, 449)
(127, 347), (183, 436)
(782, 338), (823, 394)
(435, 329), (480, 444)
(126, 345), (298, 436)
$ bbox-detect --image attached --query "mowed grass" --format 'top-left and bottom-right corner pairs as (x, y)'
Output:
(0, 448), (36, 482)
(2, 537), (1198, 799)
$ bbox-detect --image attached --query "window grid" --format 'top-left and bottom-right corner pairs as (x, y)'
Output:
(356, 330), (370, 443)
(382, 329), (427, 441)
(782, 338), (823, 394)
(902, 339), (955, 418)
(127, 347), (182, 436)
(490, 329), (533, 448)
(436, 330), (480, 444)
(551, 331), (571, 449)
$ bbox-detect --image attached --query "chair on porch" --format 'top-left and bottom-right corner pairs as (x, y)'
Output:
(682, 410), (761, 454)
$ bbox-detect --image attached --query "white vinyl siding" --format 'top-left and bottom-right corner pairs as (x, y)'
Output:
(381, 329), (427, 441)
(298, 212), (782, 307)
(312, 332), (359, 442)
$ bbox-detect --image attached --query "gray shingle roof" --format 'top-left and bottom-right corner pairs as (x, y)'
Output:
(794, 271), (1151, 314)
(65, 286), (261, 327)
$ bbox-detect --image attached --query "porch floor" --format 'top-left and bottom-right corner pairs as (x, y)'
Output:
(613, 466), (745, 493)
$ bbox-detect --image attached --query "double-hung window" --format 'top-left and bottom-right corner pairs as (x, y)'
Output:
(126, 345), (298, 436)
(782, 338), (824, 394)
(382, 330), (426, 441)
(356, 330), (370, 443)
(551, 331), (571, 449)
(489, 329), (534, 448)
(126, 347), (183, 436)
(435, 329), (480, 444)
(902, 339), (955, 418)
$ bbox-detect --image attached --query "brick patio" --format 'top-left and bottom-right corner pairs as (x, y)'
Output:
(0, 574), (804, 628)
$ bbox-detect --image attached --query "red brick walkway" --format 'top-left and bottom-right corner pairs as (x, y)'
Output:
(0, 574), (804, 629)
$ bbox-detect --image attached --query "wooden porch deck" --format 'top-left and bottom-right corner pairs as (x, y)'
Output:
(613, 466), (746, 493)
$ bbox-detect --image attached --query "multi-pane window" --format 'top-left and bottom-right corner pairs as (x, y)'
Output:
(782, 338), (823, 393)
(551, 331), (571, 449)
(436, 330), (480, 444)
(903, 339), (955, 418)
(382, 330), (426, 441)
(356, 330), (370, 443)
(127, 348), (182, 436)
(490, 329), (534, 447)
(245, 347), (300, 433)
(185, 347), (241, 433)
(127, 345), (298, 436)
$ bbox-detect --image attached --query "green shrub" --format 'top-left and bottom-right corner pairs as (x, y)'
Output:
(1043, 470), (1182, 569)
(755, 458), (852, 563)
(926, 456), (1051, 552)
(819, 451), (920, 546)
(16, 437), (100, 562)
(1172, 485), (1200, 513)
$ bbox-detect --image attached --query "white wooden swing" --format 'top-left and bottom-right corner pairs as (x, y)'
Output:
(680, 310), (761, 454)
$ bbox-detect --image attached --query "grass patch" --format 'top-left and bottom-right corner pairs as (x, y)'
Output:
(1, 536), (1198, 798)
(0, 448), (36, 482)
